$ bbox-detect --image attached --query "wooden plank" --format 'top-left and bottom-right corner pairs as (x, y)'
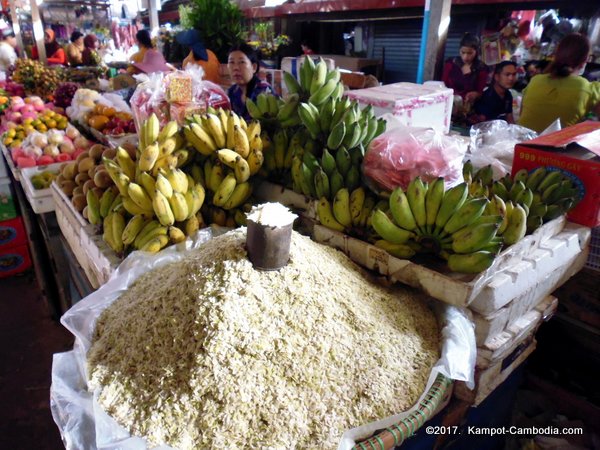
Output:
(423, 0), (452, 82)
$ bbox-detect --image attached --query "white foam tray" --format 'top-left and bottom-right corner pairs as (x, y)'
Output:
(20, 164), (63, 214)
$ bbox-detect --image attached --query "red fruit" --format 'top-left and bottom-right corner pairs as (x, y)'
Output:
(16, 156), (36, 168)
(37, 155), (55, 165)
(11, 147), (25, 160)
(113, 126), (125, 135)
(55, 153), (71, 162)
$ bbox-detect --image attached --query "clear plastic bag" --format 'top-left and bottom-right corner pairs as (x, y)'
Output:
(468, 120), (538, 178)
(363, 122), (468, 192)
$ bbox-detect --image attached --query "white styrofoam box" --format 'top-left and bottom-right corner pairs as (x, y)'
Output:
(0, 143), (19, 181)
(477, 296), (557, 366)
(78, 225), (119, 287)
(254, 181), (318, 219)
(312, 216), (570, 308)
(345, 82), (453, 133)
(468, 222), (590, 314)
(20, 164), (63, 214)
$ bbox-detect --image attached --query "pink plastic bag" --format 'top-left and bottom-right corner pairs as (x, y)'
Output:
(363, 125), (467, 193)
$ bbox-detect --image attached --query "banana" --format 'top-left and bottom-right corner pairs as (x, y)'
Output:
(128, 182), (153, 211)
(102, 213), (117, 253)
(327, 121), (346, 150)
(246, 120), (261, 142)
(335, 147), (352, 176)
(213, 173), (237, 207)
(169, 226), (186, 244)
(491, 181), (510, 200)
(310, 59), (327, 95)
(536, 170), (562, 193)
(513, 168), (529, 184)
(488, 194), (508, 234)
(157, 120), (179, 144)
(233, 124), (250, 158)
(300, 162), (316, 197)
(526, 214), (543, 234)
(185, 214), (200, 236)
(139, 143), (159, 172)
(362, 115), (378, 146)
(309, 79), (338, 106)
(185, 123), (216, 155)
(283, 71), (301, 95)
(159, 137), (178, 156)
(145, 113), (160, 145)
(515, 187), (534, 208)
(189, 184), (206, 217)
(256, 94), (270, 116)
(541, 182), (561, 203)
(389, 187), (417, 231)
(434, 182), (468, 231)
(152, 190), (175, 226)
(473, 165), (493, 186)
(86, 189), (102, 226)
(509, 180), (526, 202)
(115, 146), (136, 179)
(246, 98), (263, 120)
(137, 171), (157, 200)
(222, 182), (252, 210)
(276, 93), (300, 121)
(208, 163), (224, 192)
(349, 187), (366, 226)
(342, 122), (362, 149)
(443, 197), (488, 235)
(250, 133), (263, 153)
(273, 129), (288, 170)
(329, 169), (344, 197)
(321, 148), (337, 176)
(317, 197), (345, 232)
(319, 97), (336, 133)
(109, 212), (125, 253)
(301, 55), (316, 92)
(140, 235), (169, 253)
(425, 177), (445, 230)
(99, 187), (117, 218)
(164, 168), (188, 193)
(314, 167), (331, 200)
(155, 172), (173, 199)
(247, 147), (264, 175)
(374, 240), (416, 259)
(371, 209), (415, 244)
(122, 196), (151, 216)
(463, 160), (474, 184)
(122, 215), (146, 246)
(133, 220), (160, 248)
(357, 195), (376, 228)
(298, 102), (321, 139)
(267, 94), (279, 117)
(332, 188), (352, 228)
(234, 157), (251, 183)
(204, 113), (226, 148)
(503, 204), (527, 245)
(168, 192), (189, 222)
(345, 166), (361, 192)
(447, 251), (495, 274)
(524, 166), (547, 191)
(406, 177), (428, 229)
(375, 118), (387, 137)
(138, 119), (147, 151)
(451, 222), (500, 254)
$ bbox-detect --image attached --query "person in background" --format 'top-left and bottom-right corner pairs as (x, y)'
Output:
(0, 27), (17, 73)
(176, 29), (221, 84)
(132, 48), (173, 75)
(129, 29), (153, 66)
(442, 33), (489, 105)
(65, 31), (84, 66)
(518, 33), (600, 133)
(81, 34), (101, 66)
(301, 40), (314, 55)
(472, 61), (518, 123)
(32, 28), (67, 65)
(227, 43), (275, 121)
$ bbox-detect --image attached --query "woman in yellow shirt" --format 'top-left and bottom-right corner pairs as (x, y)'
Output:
(519, 33), (600, 133)
(65, 31), (84, 66)
(176, 29), (221, 85)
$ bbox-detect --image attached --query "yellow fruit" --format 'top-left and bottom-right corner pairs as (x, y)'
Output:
(23, 118), (33, 126)
(36, 124), (47, 132)
(23, 124), (34, 133)
(4, 137), (13, 145)
(6, 129), (15, 138)
(46, 119), (57, 129)
(11, 139), (21, 148)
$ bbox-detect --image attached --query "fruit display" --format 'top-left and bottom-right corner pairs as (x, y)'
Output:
(53, 82), (80, 109)
(86, 103), (135, 135)
(101, 114), (207, 254)
(30, 170), (58, 189)
(2, 80), (25, 98)
(65, 88), (101, 124)
(11, 59), (64, 100)
(183, 108), (266, 227)
(0, 91), (10, 114)
(56, 143), (119, 221)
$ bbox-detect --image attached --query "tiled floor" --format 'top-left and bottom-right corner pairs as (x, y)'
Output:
(0, 272), (73, 450)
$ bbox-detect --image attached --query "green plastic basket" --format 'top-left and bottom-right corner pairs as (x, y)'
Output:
(352, 373), (453, 450)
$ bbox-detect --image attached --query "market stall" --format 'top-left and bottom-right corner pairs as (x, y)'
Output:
(0, 12), (597, 446)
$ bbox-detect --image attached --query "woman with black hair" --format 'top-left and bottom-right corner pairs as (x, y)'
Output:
(519, 33), (600, 132)
(227, 42), (275, 120)
(65, 31), (84, 66)
(176, 29), (221, 84)
(128, 29), (153, 73)
(32, 29), (67, 66)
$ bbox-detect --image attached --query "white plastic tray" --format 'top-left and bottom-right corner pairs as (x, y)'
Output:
(21, 164), (63, 214)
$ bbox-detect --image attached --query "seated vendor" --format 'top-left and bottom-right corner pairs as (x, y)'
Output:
(472, 61), (517, 123)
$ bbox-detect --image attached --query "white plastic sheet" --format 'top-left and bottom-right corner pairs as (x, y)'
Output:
(51, 228), (475, 450)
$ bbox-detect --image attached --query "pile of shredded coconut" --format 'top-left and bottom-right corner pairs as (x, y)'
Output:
(87, 229), (440, 449)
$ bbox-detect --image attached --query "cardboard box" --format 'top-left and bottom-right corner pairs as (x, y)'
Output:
(0, 177), (17, 220)
(345, 82), (453, 133)
(0, 216), (27, 250)
(512, 121), (600, 227)
(0, 243), (31, 278)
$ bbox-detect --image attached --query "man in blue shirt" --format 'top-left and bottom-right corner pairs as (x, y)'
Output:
(473, 61), (518, 123)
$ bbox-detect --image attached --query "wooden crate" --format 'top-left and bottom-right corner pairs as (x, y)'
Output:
(311, 219), (589, 308)
(51, 182), (118, 289)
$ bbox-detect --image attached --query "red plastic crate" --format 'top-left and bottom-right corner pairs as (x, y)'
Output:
(0, 243), (31, 278)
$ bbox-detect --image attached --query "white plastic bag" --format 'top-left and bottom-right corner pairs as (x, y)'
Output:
(51, 229), (476, 450)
